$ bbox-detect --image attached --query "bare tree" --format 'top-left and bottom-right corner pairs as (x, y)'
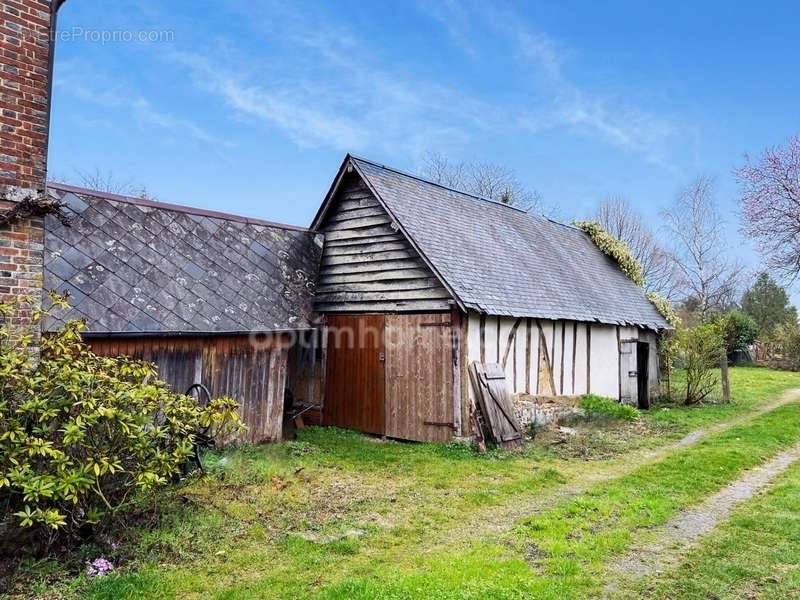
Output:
(73, 168), (156, 200)
(661, 176), (743, 320)
(736, 135), (800, 281)
(595, 196), (681, 299)
(420, 151), (550, 214)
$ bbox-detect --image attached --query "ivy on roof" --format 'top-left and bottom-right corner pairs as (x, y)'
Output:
(574, 220), (680, 328)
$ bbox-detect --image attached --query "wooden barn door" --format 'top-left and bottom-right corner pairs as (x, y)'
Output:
(324, 314), (386, 434)
(385, 314), (455, 442)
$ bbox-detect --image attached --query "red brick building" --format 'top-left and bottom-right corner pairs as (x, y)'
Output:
(0, 0), (64, 335)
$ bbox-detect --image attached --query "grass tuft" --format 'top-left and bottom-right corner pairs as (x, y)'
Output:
(580, 395), (640, 421)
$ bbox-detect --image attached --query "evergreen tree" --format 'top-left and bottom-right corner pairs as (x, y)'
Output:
(741, 273), (798, 335)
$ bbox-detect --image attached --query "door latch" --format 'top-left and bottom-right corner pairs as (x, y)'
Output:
(378, 351), (385, 362)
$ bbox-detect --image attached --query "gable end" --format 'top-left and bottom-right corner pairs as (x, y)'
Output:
(314, 170), (452, 312)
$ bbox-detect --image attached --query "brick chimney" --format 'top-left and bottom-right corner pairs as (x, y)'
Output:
(0, 0), (63, 337)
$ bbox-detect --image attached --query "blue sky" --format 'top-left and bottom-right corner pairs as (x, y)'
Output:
(48, 1), (800, 300)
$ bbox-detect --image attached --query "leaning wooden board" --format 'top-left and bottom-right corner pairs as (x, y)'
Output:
(469, 362), (524, 448)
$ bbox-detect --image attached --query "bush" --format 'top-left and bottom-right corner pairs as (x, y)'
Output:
(664, 323), (725, 405)
(0, 295), (243, 551)
(767, 322), (800, 371)
(714, 310), (758, 354)
(579, 395), (639, 420)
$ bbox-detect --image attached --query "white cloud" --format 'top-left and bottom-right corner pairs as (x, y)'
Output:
(54, 59), (230, 148)
(420, 1), (680, 170)
(165, 7), (499, 158)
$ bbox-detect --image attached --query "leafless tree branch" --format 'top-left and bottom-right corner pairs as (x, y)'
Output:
(420, 151), (552, 215)
(661, 176), (743, 320)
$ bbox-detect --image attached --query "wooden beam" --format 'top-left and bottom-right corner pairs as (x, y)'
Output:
(560, 321), (566, 394)
(571, 321), (578, 395)
(586, 324), (592, 394)
(496, 318), (501, 364)
(451, 307), (463, 437)
(525, 318), (532, 394)
(480, 313), (486, 363)
(616, 326), (622, 402)
(501, 317), (523, 369)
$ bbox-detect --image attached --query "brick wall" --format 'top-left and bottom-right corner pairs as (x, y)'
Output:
(0, 0), (54, 340)
(0, 0), (53, 190)
(0, 198), (43, 334)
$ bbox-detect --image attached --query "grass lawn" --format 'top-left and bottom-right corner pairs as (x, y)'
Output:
(619, 458), (800, 600)
(5, 366), (800, 600)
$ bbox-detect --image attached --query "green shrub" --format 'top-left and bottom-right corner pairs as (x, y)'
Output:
(714, 309), (758, 354)
(767, 322), (800, 371)
(0, 294), (243, 549)
(663, 323), (725, 405)
(579, 395), (639, 420)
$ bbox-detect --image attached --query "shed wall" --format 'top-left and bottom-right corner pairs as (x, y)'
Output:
(315, 171), (452, 313)
(87, 334), (290, 444)
(465, 312), (660, 409)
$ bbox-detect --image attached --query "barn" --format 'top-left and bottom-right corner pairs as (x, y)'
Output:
(40, 157), (670, 446)
(43, 183), (323, 443)
(12, 0), (669, 447)
(310, 155), (671, 442)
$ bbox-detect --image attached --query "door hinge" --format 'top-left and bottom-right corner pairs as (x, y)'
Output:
(424, 421), (457, 430)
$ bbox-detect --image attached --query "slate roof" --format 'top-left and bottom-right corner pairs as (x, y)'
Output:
(315, 155), (670, 331)
(44, 183), (322, 335)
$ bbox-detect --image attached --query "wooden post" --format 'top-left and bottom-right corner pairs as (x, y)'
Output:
(451, 307), (463, 437)
(720, 353), (730, 403)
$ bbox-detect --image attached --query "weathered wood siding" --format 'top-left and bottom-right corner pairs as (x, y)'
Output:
(323, 314), (386, 434)
(465, 312), (660, 404)
(385, 313), (455, 442)
(315, 171), (452, 312)
(321, 312), (460, 442)
(87, 334), (289, 444)
(285, 330), (324, 424)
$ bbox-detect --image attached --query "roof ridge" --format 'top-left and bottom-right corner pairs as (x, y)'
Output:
(47, 181), (310, 232)
(348, 154), (530, 214)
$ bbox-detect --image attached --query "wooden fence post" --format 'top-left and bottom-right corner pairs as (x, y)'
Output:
(720, 353), (730, 403)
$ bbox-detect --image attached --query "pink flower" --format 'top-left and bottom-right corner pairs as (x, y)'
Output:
(86, 557), (114, 577)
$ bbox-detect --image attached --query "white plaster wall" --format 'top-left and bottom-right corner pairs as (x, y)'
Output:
(551, 321), (563, 395)
(588, 324), (619, 398)
(464, 312), (660, 403)
(561, 322), (576, 395)
(498, 318), (515, 383)
(514, 321), (527, 393)
(528, 320), (540, 395)
(573, 322), (588, 396)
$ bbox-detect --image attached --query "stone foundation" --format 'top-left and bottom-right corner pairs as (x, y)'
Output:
(513, 393), (581, 428)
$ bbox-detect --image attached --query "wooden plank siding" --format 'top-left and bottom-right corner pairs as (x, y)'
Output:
(323, 314), (386, 435)
(315, 171), (453, 313)
(385, 313), (455, 442)
(86, 334), (290, 444)
(321, 313), (459, 442)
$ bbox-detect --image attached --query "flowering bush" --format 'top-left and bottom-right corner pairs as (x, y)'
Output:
(0, 294), (243, 550)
